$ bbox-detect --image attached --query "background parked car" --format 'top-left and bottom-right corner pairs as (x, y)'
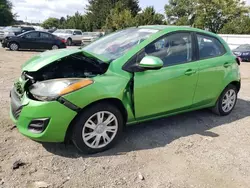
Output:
(81, 32), (103, 46)
(1, 31), (66, 51)
(233, 44), (250, 62)
(53, 29), (82, 46)
(0, 26), (35, 42)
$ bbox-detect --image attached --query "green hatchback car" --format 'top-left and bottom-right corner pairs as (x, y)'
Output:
(10, 25), (241, 153)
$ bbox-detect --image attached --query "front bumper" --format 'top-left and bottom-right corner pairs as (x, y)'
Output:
(239, 56), (250, 62)
(10, 89), (77, 142)
(1, 39), (8, 48)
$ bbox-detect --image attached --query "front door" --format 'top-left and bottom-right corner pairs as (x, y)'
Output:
(134, 32), (199, 119)
(21, 32), (40, 49)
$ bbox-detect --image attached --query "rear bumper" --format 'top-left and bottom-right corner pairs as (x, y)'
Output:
(10, 89), (77, 142)
(59, 43), (67, 48)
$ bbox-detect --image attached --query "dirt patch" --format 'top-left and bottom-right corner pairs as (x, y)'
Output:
(0, 48), (250, 188)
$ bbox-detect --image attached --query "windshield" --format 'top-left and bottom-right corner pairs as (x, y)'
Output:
(236, 44), (250, 50)
(65, 30), (73, 34)
(83, 28), (159, 60)
(54, 29), (64, 33)
(3, 26), (21, 32)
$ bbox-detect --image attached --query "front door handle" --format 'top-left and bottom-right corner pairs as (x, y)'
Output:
(185, 69), (196, 76)
(224, 62), (231, 68)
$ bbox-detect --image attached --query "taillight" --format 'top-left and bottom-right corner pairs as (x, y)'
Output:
(236, 57), (241, 65)
(57, 37), (66, 43)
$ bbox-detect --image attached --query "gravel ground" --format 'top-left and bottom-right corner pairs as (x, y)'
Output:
(0, 48), (250, 188)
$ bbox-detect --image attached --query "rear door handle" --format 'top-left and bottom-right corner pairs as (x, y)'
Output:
(185, 69), (197, 76)
(224, 62), (231, 68)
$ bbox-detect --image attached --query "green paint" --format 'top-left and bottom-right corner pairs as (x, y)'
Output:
(10, 26), (240, 142)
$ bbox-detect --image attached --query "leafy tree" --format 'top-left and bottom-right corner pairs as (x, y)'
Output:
(135, 6), (164, 25)
(220, 16), (250, 34)
(104, 1), (135, 31)
(41, 17), (59, 29)
(123, 0), (140, 16)
(0, 0), (14, 26)
(165, 0), (249, 33)
(64, 12), (86, 30)
(86, 0), (140, 30)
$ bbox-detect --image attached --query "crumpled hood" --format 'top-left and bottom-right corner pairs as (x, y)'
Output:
(22, 48), (110, 72)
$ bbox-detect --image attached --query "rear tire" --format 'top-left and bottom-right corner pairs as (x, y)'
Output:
(9, 42), (19, 51)
(72, 102), (124, 154)
(51, 44), (59, 50)
(212, 84), (238, 116)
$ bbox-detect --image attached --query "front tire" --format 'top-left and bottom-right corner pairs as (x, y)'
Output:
(212, 84), (238, 116)
(9, 42), (19, 51)
(66, 38), (72, 46)
(72, 103), (124, 154)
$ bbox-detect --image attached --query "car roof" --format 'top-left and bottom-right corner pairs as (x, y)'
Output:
(138, 25), (218, 37)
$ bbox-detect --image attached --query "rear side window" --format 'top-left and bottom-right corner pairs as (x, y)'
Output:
(40, 32), (52, 38)
(74, 31), (82, 35)
(197, 34), (226, 59)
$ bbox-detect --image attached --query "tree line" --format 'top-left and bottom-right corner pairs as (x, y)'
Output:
(1, 0), (250, 34)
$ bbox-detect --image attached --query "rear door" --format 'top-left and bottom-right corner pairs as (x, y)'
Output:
(38, 32), (54, 49)
(192, 33), (231, 106)
(133, 32), (199, 119)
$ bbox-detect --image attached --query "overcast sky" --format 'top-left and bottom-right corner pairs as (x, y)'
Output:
(10, 0), (250, 23)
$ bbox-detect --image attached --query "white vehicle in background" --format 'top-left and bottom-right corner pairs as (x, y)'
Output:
(53, 29), (82, 46)
(81, 32), (103, 46)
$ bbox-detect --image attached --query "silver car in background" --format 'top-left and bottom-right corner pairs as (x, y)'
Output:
(53, 29), (83, 46)
(81, 32), (103, 46)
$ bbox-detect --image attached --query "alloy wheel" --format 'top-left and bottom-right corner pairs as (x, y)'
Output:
(82, 111), (118, 149)
(10, 43), (18, 51)
(222, 89), (236, 113)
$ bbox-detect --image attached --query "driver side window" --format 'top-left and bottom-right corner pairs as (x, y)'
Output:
(143, 32), (193, 67)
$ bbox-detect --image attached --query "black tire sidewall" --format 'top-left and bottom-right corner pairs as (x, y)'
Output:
(217, 85), (238, 116)
(72, 103), (124, 154)
(51, 44), (59, 50)
(67, 38), (72, 46)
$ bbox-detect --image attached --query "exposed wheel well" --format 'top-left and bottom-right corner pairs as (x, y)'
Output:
(64, 98), (128, 142)
(229, 81), (241, 92)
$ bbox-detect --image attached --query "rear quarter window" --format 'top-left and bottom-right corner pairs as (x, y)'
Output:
(197, 34), (226, 59)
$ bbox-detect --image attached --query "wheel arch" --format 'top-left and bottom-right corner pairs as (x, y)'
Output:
(229, 80), (241, 92)
(64, 98), (128, 142)
(8, 41), (20, 49)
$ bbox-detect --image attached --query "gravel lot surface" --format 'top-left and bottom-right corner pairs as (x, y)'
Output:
(0, 48), (250, 188)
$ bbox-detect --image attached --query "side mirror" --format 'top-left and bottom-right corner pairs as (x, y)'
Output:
(73, 32), (76, 35)
(139, 56), (163, 70)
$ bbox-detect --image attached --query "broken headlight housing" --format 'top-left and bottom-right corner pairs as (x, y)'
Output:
(29, 78), (93, 101)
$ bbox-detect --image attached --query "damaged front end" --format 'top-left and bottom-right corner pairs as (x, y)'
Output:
(10, 49), (111, 141)
(15, 50), (110, 102)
